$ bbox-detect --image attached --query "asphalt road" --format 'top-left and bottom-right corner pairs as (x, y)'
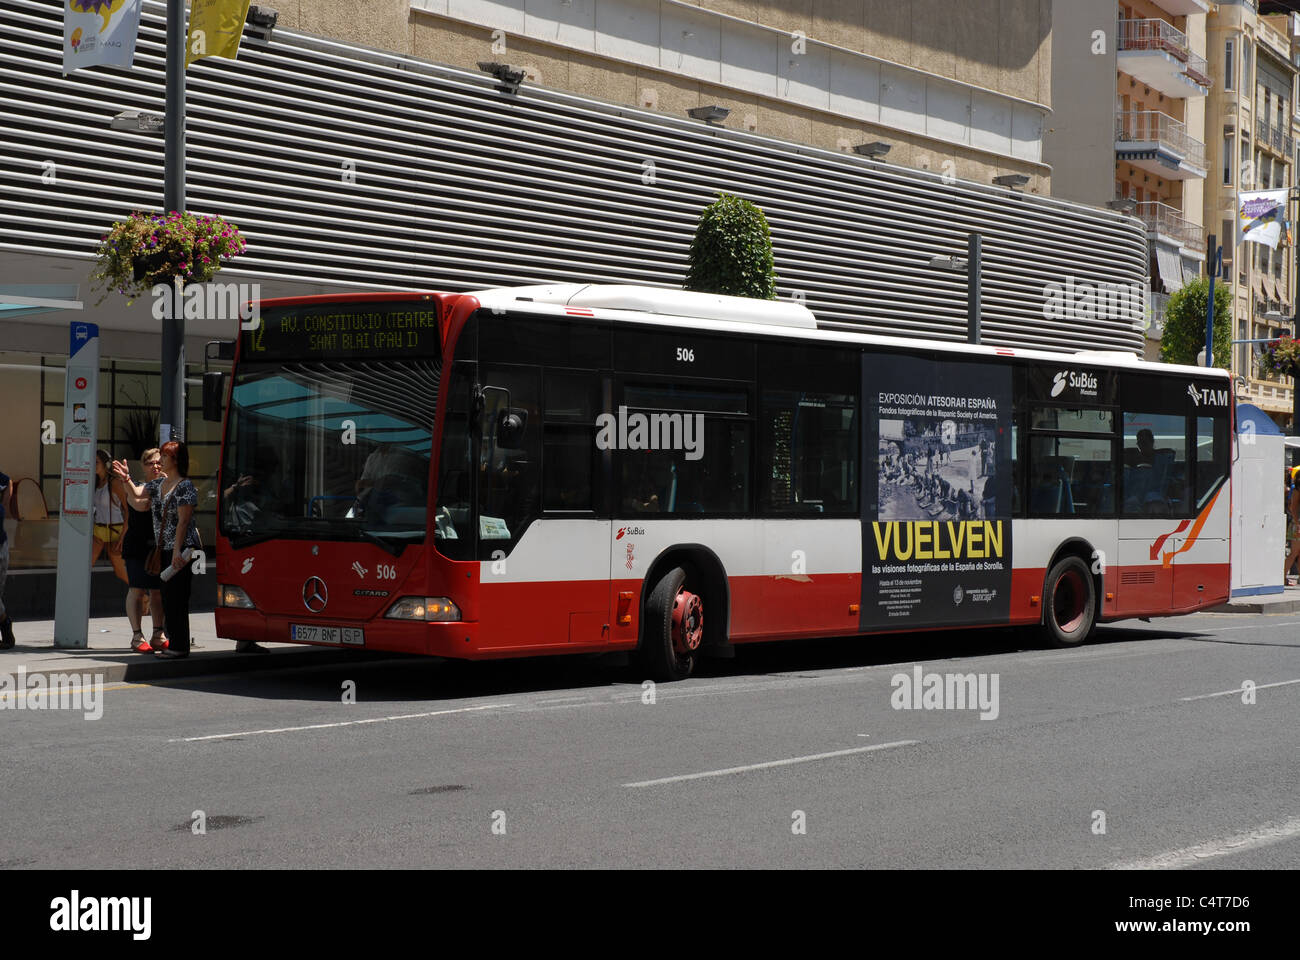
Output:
(1, 611), (1297, 869)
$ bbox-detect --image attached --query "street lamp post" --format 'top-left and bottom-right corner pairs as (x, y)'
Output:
(928, 232), (983, 345)
(160, 0), (186, 444)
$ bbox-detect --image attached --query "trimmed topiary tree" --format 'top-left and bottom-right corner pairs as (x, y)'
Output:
(683, 193), (778, 299)
(1159, 275), (1230, 368)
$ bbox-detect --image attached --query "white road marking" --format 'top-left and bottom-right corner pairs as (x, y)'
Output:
(1202, 620), (1300, 632)
(1108, 817), (1300, 869)
(171, 704), (511, 742)
(534, 696), (589, 704)
(623, 740), (919, 788)
(1180, 678), (1300, 701)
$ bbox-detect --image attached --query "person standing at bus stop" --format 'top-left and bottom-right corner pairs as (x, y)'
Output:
(1286, 467), (1300, 586)
(0, 468), (14, 649)
(121, 448), (167, 653)
(113, 441), (201, 658)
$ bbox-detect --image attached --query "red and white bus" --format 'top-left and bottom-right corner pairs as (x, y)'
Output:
(210, 285), (1233, 680)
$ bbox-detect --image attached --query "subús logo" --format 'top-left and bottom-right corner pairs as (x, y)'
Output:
(615, 526), (646, 540)
(1051, 370), (1098, 398)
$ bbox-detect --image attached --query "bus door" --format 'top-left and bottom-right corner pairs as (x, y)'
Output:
(1173, 407), (1231, 609)
(475, 364), (611, 649)
(1116, 404), (1188, 615)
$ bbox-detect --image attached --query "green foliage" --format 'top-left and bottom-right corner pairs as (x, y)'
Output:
(91, 210), (247, 305)
(683, 193), (777, 299)
(1158, 275), (1231, 368)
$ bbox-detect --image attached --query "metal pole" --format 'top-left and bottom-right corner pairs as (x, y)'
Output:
(160, 0), (186, 443)
(967, 232), (982, 345)
(1205, 233), (1218, 368)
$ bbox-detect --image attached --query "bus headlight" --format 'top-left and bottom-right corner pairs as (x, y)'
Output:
(385, 597), (461, 622)
(218, 584), (255, 609)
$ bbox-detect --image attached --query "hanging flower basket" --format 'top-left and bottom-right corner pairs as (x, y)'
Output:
(91, 210), (247, 305)
(1260, 336), (1300, 379)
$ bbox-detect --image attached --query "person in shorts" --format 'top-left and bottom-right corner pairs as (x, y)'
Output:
(121, 449), (167, 653)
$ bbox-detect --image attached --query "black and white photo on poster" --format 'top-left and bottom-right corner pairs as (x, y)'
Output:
(862, 354), (1013, 630)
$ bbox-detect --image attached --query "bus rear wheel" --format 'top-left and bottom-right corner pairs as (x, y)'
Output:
(1040, 555), (1096, 648)
(640, 566), (700, 682)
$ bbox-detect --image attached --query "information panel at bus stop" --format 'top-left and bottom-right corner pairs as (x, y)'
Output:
(863, 356), (1013, 630)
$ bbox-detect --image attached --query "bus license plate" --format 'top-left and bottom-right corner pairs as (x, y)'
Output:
(292, 624), (364, 646)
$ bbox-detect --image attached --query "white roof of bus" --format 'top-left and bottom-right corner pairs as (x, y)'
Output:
(466, 284), (1229, 380)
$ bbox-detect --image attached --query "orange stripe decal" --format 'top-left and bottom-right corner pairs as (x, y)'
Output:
(1160, 487), (1223, 569)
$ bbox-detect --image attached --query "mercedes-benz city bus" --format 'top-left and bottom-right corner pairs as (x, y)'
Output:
(209, 285), (1233, 680)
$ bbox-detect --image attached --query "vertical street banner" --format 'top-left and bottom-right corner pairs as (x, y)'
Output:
(1238, 189), (1289, 249)
(53, 322), (100, 649)
(62, 0), (143, 74)
(862, 354), (1013, 630)
(186, 0), (252, 68)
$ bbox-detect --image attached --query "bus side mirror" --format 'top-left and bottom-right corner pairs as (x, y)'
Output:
(497, 407), (527, 448)
(202, 371), (227, 422)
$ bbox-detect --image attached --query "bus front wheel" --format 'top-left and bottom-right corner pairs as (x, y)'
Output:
(1040, 555), (1096, 648)
(640, 566), (701, 682)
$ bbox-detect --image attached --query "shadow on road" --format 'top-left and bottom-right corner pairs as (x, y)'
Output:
(154, 621), (1207, 705)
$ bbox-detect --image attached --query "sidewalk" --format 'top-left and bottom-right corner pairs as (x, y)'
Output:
(0, 613), (398, 682)
(1208, 583), (1300, 615)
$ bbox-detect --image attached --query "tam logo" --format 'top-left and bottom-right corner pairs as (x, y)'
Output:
(616, 526), (646, 539)
(1188, 385), (1228, 406)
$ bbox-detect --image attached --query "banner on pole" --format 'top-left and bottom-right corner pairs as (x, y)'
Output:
(186, 0), (252, 68)
(1238, 189), (1289, 250)
(62, 0), (143, 74)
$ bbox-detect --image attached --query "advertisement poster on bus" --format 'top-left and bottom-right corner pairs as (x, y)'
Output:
(862, 355), (1013, 630)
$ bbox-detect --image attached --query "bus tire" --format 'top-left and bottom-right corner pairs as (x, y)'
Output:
(639, 566), (701, 682)
(1040, 555), (1096, 648)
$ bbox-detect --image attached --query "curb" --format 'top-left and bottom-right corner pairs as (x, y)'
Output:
(3, 647), (405, 683)
(1207, 599), (1300, 615)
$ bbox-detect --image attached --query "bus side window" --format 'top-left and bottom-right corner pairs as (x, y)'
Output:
(543, 371), (598, 512)
(760, 390), (858, 516)
(1195, 415), (1229, 507)
(477, 364), (542, 557)
(1121, 412), (1187, 516)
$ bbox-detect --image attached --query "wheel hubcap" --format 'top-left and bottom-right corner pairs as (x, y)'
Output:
(1054, 569), (1087, 634)
(671, 588), (703, 655)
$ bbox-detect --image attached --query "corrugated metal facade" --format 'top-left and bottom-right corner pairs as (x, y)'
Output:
(1, 0), (1148, 352)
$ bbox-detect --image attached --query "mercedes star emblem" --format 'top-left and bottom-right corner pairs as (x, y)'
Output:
(303, 576), (328, 613)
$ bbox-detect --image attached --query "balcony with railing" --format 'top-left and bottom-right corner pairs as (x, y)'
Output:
(1118, 19), (1211, 98)
(1136, 200), (1207, 255)
(1115, 111), (1207, 180)
(1256, 117), (1295, 158)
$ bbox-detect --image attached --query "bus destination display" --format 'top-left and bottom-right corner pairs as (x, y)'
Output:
(243, 303), (441, 360)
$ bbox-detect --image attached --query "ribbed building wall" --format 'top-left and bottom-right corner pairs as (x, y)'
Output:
(0, 0), (1148, 352)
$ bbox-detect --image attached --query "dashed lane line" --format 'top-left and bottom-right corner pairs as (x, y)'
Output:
(1179, 678), (1300, 702)
(170, 703), (512, 742)
(1108, 817), (1300, 869)
(623, 740), (919, 788)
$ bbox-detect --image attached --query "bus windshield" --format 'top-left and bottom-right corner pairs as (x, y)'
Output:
(219, 357), (441, 552)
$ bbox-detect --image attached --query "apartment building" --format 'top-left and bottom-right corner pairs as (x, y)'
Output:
(1207, 0), (1300, 427)
(1046, 0), (1210, 361)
